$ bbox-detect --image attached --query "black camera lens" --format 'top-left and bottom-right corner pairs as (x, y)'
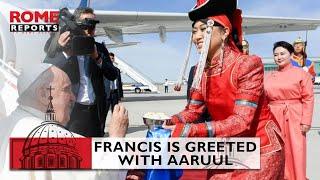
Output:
(79, 25), (95, 31)
(77, 18), (98, 30)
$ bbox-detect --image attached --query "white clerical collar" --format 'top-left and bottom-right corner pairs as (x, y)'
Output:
(19, 105), (45, 120)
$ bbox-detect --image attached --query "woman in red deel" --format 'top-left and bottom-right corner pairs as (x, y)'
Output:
(164, 0), (285, 179)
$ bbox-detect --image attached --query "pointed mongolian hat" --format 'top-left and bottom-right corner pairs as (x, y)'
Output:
(188, 0), (237, 21)
(293, 37), (305, 46)
(188, 0), (243, 52)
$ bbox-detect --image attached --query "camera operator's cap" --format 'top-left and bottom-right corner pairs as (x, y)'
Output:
(293, 37), (305, 46)
(188, 0), (237, 21)
(17, 63), (53, 96)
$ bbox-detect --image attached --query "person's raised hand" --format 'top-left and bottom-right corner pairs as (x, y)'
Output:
(108, 104), (129, 137)
(58, 31), (71, 48)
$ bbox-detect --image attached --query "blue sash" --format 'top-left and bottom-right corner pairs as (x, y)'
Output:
(291, 58), (312, 68)
(145, 127), (183, 180)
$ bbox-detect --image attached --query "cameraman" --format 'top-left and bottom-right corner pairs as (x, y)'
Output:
(44, 7), (118, 137)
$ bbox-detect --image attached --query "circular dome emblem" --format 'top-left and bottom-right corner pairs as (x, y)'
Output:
(20, 121), (82, 169)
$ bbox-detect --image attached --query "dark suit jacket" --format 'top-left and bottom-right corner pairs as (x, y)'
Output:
(43, 42), (118, 122)
(105, 67), (123, 100)
(187, 66), (196, 100)
(115, 68), (124, 98)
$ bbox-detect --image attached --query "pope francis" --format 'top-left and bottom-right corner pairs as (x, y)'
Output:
(0, 63), (129, 180)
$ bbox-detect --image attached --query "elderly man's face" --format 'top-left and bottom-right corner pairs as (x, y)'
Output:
(50, 67), (75, 125)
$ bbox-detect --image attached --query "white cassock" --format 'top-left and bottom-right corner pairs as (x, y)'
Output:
(0, 105), (127, 180)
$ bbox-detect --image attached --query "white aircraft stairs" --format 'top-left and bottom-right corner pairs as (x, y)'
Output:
(114, 55), (159, 93)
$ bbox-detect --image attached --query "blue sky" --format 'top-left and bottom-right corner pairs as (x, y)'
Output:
(4, 0), (320, 82)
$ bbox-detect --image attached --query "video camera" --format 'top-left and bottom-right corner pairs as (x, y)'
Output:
(46, 8), (99, 57)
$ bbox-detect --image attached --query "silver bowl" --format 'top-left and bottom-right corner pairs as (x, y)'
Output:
(143, 117), (168, 129)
